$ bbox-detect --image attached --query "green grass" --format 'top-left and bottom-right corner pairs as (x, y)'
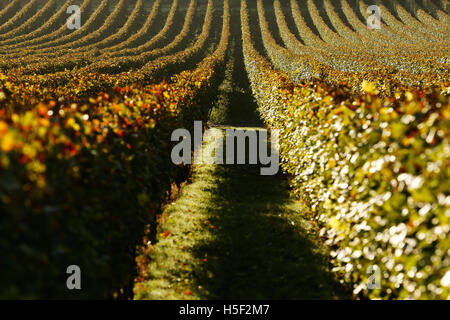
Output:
(133, 128), (348, 299)
(208, 38), (263, 127)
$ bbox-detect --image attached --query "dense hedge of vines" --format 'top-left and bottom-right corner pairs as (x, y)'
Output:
(242, 0), (449, 299)
(0, 0), (229, 299)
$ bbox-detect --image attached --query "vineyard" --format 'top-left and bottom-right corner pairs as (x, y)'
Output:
(0, 0), (448, 300)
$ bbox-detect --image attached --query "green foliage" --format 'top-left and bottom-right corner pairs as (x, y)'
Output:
(242, 0), (450, 299)
(0, 0), (230, 299)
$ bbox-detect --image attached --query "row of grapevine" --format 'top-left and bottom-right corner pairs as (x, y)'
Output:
(0, 0), (74, 47)
(1, 0), (94, 50)
(105, 0), (162, 53)
(85, 0), (148, 51)
(370, 0), (443, 43)
(0, 0), (39, 35)
(0, 0), (230, 299)
(0, 0), (23, 27)
(275, 0), (378, 73)
(0, 1), (177, 74)
(8, 0), (129, 60)
(259, 0), (449, 96)
(48, 0), (131, 51)
(140, 0), (216, 81)
(410, 0), (450, 31)
(0, 0), (57, 41)
(104, 0), (183, 59)
(392, 0), (449, 40)
(289, 0), (449, 74)
(242, 0), (449, 299)
(20, 0), (114, 52)
(85, 0), (199, 74)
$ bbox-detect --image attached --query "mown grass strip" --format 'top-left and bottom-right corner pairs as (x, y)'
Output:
(134, 128), (347, 300)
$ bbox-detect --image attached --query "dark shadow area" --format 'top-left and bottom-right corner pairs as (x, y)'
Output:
(199, 0), (348, 299)
(293, 0), (323, 38)
(262, 0), (286, 47)
(208, 0), (264, 127)
(279, 0), (307, 44)
(330, 0), (358, 32)
(349, 0), (371, 24)
(412, 0), (449, 17)
(226, 35), (263, 127)
(313, 0), (340, 33)
(189, 161), (348, 299)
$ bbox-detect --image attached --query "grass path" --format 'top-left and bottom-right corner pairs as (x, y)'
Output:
(133, 131), (347, 299)
(133, 34), (348, 299)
